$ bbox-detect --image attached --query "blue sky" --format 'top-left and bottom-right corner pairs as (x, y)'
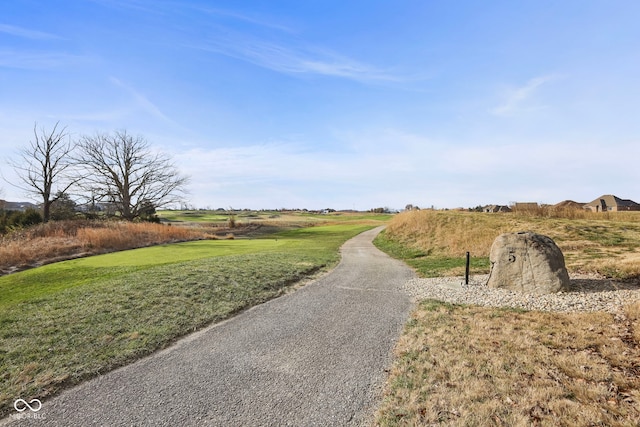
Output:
(1, 1), (639, 210)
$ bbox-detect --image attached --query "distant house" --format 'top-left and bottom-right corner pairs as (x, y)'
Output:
(483, 204), (512, 213)
(584, 195), (640, 212)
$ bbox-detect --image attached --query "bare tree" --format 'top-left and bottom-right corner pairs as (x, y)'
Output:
(11, 122), (76, 222)
(75, 131), (189, 221)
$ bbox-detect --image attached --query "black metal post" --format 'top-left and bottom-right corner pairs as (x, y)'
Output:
(465, 251), (470, 285)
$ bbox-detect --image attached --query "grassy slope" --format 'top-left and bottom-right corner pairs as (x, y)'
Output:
(376, 209), (640, 279)
(0, 223), (373, 416)
(374, 210), (640, 426)
(374, 230), (490, 277)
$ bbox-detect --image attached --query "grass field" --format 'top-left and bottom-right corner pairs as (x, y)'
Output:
(157, 209), (394, 226)
(0, 222), (375, 417)
(374, 209), (640, 426)
(157, 210), (231, 223)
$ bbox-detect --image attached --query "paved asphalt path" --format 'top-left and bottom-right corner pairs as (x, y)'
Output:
(5, 226), (414, 426)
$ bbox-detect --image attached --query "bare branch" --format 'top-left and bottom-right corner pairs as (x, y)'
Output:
(9, 122), (77, 221)
(74, 131), (189, 220)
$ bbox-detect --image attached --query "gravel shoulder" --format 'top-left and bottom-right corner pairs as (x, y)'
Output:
(3, 226), (414, 426)
(402, 273), (640, 313)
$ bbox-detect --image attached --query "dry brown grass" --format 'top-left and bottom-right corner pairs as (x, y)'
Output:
(0, 220), (217, 275)
(376, 300), (640, 426)
(74, 221), (198, 249)
(378, 210), (640, 425)
(385, 210), (513, 256)
(385, 210), (640, 279)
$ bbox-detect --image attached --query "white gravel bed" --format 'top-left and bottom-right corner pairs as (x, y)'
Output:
(402, 274), (640, 313)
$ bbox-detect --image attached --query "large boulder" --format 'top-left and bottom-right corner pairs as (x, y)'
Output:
(487, 231), (570, 295)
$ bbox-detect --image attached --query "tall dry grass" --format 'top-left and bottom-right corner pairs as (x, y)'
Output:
(75, 221), (198, 250)
(0, 220), (216, 275)
(385, 209), (640, 278)
(514, 204), (637, 221)
(385, 210), (512, 257)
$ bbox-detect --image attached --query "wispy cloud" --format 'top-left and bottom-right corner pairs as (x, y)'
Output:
(490, 75), (559, 116)
(86, 0), (163, 14)
(109, 77), (175, 125)
(0, 50), (87, 69)
(194, 35), (398, 83)
(0, 24), (62, 40)
(87, 1), (398, 83)
(189, 6), (296, 33)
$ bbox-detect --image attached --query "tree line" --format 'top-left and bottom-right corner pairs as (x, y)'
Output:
(4, 122), (189, 223)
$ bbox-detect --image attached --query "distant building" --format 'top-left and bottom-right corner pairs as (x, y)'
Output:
(584, 195), (640, 212)
(483, 205), (512, 213)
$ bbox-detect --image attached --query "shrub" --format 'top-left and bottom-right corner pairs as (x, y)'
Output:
(50, 193), (78, 221)
(0, 209), (43, 234)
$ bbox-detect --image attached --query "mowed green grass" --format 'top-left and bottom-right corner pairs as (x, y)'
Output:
(0, 223), (373, 416)
(0, 239), (285, 307)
